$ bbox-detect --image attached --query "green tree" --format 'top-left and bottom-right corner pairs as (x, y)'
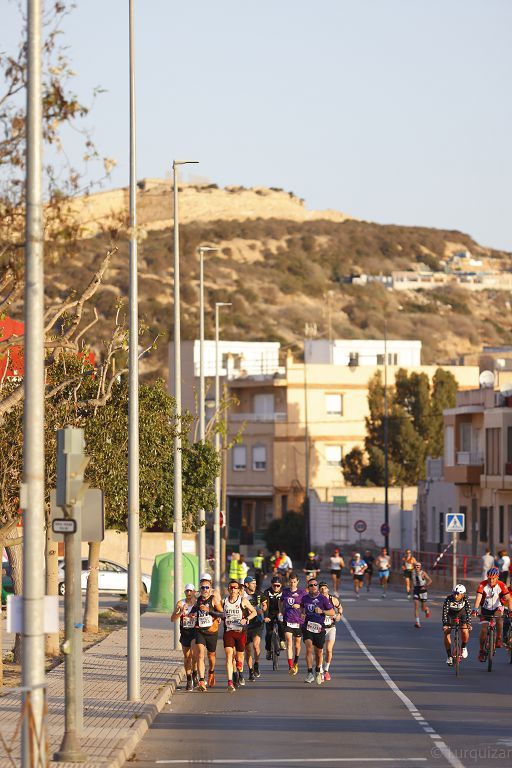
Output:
(429, 368), (458, 456)
(265, 511), (306, 560)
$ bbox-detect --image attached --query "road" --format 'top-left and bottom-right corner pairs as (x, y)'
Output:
(130, 586), (512, 768)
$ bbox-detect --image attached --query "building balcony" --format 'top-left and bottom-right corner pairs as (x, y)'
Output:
(230, 412), (287, 423)
(444, 452), (484, 484)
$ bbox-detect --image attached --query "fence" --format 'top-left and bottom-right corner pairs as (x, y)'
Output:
(390, 548), (485, 583)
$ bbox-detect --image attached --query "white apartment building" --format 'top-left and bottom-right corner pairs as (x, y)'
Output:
(305, 338), (422, 367)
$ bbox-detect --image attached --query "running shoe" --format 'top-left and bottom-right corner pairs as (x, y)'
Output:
(192, 671), (199, 688)
(315, 671), (323, 685)
(197, 680), (207, 692)
(238, 672), (245, 686)
(478, 651), (485, 662)
(446, 657), (453, 667)
(227, 681), (236, 693)
(266, 651), (272, 660)
(292, 663), (299, 675)
(425, 607), (431, 619)
(186, 679), (193, 691)
(254, 663), (261, 678)
(280, 640), (286, 650)
(305, 672), (315, 684)
(355, 593), (359, 600)
(208, 670), (215, 688)
(414, 621), (421, 629)
(233, 671), (240, 688)
(381, 593), (386, 599)
(407, 593), (412, 600)
(324, 670), (331, 681)
(288, 665), (295, 676)
(249, 669), (255, 682)
(461, 647), (468, 659)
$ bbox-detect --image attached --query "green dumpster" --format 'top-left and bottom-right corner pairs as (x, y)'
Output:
(148, 552), (200, 612)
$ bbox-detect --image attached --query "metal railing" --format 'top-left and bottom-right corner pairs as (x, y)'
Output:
(230, 412), (286, 422)
(456, 451), (483, 466)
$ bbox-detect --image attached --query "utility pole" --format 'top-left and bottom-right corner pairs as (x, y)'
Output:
(127, 0), (141, 702)
(173, 160), (198, 646)
(303, 323), (317, 553)
(22, 1), (47, 765)
(214, 302), (231, 587)
(383, 326), (389, 552)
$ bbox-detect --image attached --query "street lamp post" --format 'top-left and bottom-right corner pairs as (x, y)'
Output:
(383, 327), (389, 552)
(214, 302), (231, 587)
(173, 160), (198, 647)
(197, 246), (218, 578)
(127, 0), (141, 702)
(22, 1), (47, 765)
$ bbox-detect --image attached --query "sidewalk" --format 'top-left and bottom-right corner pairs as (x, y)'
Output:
(0, 612), (184, 768)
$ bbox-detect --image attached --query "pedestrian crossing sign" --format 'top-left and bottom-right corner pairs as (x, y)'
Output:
(445, 513), (465, 533)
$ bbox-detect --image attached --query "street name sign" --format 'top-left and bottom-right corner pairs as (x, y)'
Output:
(445, 512), (465, 533)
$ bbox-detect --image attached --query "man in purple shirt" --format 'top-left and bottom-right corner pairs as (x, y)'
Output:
(300, 578), (335, 685)
(281, 573), (306, 676)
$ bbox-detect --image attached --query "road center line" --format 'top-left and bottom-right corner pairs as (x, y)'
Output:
(155, 759), (428, 765)
(340, 616), (465, 768)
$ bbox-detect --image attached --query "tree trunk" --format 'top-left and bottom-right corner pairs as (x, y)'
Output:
(45, 528), (60, 656)
(83, 541), (100, 633)
(7, 525), (23, 664)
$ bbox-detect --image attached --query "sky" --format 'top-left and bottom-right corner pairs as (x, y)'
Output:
(4, 0), (512, 250)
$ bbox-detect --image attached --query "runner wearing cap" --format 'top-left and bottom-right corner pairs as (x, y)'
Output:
(412, 562), (432, 628)
(193, 575), (223, 691)
(350, 553), (367, 599)
(243, 575), (267, 681)
(319, 582), (342, 681)
(171, 584), (198, 691)
(223, 579), (257, 692)
(300, 578), (335, 684)
(281, 573), (306, 675)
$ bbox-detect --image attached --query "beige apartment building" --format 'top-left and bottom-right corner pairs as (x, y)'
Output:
(423, 383), (512, 556)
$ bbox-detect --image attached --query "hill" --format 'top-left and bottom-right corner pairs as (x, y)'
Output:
(42, 182), (512, 380)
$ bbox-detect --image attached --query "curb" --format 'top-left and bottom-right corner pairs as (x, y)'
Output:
(105, 664), (185, 768)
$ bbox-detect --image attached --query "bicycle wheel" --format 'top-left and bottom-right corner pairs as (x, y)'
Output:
(487, 626), (495, 673)
(272, 630), (280, 670)
(453, 628), (461, 677)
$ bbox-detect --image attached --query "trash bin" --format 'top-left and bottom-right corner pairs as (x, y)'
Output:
(148, 552), (200, 612)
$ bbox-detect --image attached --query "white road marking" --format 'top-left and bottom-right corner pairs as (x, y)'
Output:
(341, 616), (464, 768)
(156, 759), (428, 765)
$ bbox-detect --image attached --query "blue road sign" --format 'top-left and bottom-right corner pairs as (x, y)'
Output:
(445, 513), (465, 533)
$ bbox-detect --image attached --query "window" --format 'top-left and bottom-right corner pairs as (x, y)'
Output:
(377, 353), (398, 365)
(325, 445), (343, 467)
(252, 445), (267, 471)
(348, 352), (359, 366)
(485, 428), (501, 475)
(233, 445), (247, 471)
(254, 393), (274, 416)
(460, 422), (471, 453)
(480, 507), (488, 542)
(325, 393), (343, 415)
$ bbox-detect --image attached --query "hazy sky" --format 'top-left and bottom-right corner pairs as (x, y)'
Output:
(5, 0), (512, 250)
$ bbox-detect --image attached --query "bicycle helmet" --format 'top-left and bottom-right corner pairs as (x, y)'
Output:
(308, 552), (315, 558)
(453, 584), (466, 595)
(487, 567), (500, 577)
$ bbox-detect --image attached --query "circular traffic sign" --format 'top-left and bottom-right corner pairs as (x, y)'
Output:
(354, 519), (367, 534)
(380, 523), (390, 536)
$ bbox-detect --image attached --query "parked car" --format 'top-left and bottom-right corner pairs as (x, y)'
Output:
(57, 558), (151, 596)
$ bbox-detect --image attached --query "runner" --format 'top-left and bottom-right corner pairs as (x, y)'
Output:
(243, 575), (267, 681)
(281, 572), (306, 675)
(402, 549), (417, 599)
(374, 547), (391, 598)
(319, 581), (343, 681)
(264, 576), (286, 656)
(252, 549), (265, 590)
(300, 578), (335, 684)
(171, 583), (198, 691)
(303, 551), (321, 581)
(350, 552), (367, 599)
(441, 584), (471, 666)
(278, 550), (293, 585)
(412, 561), (432, 628)
(330, 548), (345, 595)
(223, 579), (256, 692)
(193, 574), (224, 691)
(364, 549), (374, 593)
(472, 566), (511, 661)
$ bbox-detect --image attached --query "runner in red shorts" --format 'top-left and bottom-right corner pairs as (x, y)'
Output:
(223, 580), (256, 692)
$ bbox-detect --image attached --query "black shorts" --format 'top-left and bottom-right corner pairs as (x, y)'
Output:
(413, 587), (428, 601)
(353, 574), (364, 582)
(479, 608), (503, 623)
(179, 629), (196, 648)
(445, 614), (469, 628)
(302, 628), (326, 649)
(195, 630), (218, 653)
(246, 625), (263, 644)
(284, 623), (303, 638)
(330, 569), (342, 576)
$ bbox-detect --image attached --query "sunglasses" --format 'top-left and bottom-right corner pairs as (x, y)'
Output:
(229, 585), (239, 589)
(309, 583), (318, 587)
(200, 585), (211, 590)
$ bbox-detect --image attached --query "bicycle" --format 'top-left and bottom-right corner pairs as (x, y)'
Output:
(450, 617), (462, 677)
(503, 610), (512, 664)
(483, 615), (497, 672)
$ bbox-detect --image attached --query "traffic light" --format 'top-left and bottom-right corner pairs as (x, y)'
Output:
(56, 427), (90, 507)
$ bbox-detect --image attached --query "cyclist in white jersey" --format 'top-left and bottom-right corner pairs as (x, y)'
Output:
(472, 567), (511, 660)
(222, 580), (256, 692)
(412, 562), (432, 628)
(319, 582), (343, 681)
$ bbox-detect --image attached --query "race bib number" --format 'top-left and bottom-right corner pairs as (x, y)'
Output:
(324, 616), (333, 627)
(182, 616), (196, 629)
(198, 614), (213, 628)
(286, 622), (299, 629)
(419, 591), (428, 600)
(306, 620), (322, 634)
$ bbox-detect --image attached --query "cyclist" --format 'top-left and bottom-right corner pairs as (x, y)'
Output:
(223, 579), (256, 692)
(243, 575), (267, 681)
(350, 552), (367, 598)
(402, 549), (417, 599)
(171, 583), (198, 691)
(281, 572), (306, 675)
(319, 581), (343, 681)
(264, 576), (286, 658)
(441, 584), (471, 666)
(193, 575), (223, 691)
(330, 548), (345, 595)
(303, 551), (321, 581)
(364, 549), (374, 593)
(472, 566), (511, 661)
(300, 578), (335, 684)
(412, 561), (432, 628)
(374, 547), (391, 599)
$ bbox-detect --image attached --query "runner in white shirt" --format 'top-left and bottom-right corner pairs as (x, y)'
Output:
(329, 548), (345, 595)
(374, 547), (391, 599)
(350, 553), (367, 599)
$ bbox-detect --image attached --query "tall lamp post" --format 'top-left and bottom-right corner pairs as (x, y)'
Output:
(214, 302), (231, 587)
(197, 246), (218, 578)
(22, 0), (47, 764)
(383, 326), (389, 552)
(173, 159), (198, 647)
(127, 0), (141, 702)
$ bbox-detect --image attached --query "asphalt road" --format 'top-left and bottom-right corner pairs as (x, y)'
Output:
(130, 585), (512, 768)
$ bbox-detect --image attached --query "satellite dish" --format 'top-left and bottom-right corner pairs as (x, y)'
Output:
(479, 370), (495, 389)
